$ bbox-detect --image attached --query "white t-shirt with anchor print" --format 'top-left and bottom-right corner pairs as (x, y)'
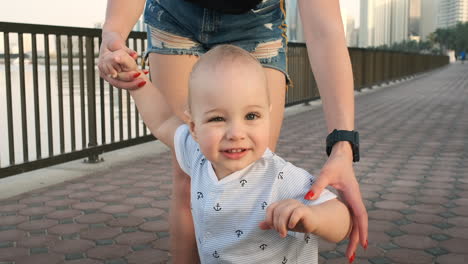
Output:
(174, 125), (337, 264)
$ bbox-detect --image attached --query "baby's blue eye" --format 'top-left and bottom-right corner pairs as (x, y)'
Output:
(246, 113), (259, 120)
(209, 116), (225, 122)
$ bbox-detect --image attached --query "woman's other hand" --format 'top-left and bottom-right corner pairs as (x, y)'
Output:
(305, 142), (368, 260)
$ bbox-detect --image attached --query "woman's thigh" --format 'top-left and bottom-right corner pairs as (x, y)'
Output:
(147, 53), (199, 121)
(264, 68), (286, 152)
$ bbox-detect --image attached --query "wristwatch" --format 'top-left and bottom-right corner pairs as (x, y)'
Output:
(326, 129), (360, 162)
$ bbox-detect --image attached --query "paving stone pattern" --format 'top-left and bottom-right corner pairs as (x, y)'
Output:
(1, 64), (467, 263)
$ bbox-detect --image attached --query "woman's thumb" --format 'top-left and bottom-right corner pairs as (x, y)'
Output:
(304, 174), (329, 200)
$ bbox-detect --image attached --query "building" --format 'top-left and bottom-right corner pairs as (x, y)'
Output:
(419, 0), (439, 40)
(359, 0), (410, 47)
(437, 0), (468, 28)
(286, 0), (359, 46)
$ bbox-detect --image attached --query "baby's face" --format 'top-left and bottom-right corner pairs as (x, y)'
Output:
(189, 61), (270, 179)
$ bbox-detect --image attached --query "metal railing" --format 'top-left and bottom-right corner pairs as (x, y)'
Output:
(0, 22), (151, 177)
(0, 22), (449, 178)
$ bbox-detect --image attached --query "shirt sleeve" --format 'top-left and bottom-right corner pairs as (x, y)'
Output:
(277, 162), (337, 205)
(173, 124), (200, 176)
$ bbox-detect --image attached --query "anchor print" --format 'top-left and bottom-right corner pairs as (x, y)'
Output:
(309, 178), (314, 186)
(261, 201), (268, 210)
(213, 203), (222, 211)
(305, 234), (311, 244)
(235, 230), (243, 238)
(200, 158), (206, 166)
(277, 171), (284, 180)
(197, 192), (204, 200)
(240, 179), (247, 187)
(259, 244), (267, 250)
(213, 251), (220, 258)
(282, 256), (288, 264)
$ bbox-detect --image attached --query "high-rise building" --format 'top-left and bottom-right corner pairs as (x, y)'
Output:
(359, 0), (374, 47)
(285, 0), (359, 45)
(359, 0), (410, 47)
(409, 0), (421, 38)
(419, 0), (439, 40)
(437, 0), (468, 28)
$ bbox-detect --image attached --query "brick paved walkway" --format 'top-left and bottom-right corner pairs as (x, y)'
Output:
(1, 63), (467, 264)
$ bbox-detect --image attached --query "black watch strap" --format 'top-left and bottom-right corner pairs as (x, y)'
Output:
(326, 129), (360, 162)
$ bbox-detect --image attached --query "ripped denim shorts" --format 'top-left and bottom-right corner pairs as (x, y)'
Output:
(143, 0), (289, 81)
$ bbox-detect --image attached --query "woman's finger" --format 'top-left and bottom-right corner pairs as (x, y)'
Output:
(106, 77), (145, 90)
(115, 71), (143, 82)
(346, 222), (359, 262)
(124, 47), (138, 59)
(342, 181), (368, 249)
(305, 171), (329, 200)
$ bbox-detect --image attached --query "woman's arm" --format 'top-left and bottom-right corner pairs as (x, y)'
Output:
(103, 0), (146, 39)
(298, 0), (368, 259)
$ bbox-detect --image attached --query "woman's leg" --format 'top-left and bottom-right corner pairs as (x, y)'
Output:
(148, 53), (200, 263)
(264, 68), (286, 151)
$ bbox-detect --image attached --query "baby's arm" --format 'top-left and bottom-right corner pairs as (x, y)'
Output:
(128, 74), (183, 149)
(260, 198), (351, 243)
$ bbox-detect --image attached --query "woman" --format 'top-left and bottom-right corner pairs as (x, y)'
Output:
(98, 0), (368, 263)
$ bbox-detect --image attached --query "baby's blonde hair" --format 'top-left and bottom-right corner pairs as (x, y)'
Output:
(188, 44), (268, 111)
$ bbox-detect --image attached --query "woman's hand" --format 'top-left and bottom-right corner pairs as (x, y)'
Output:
(98, 31), (144, 89)
(305, 142), (368, 261)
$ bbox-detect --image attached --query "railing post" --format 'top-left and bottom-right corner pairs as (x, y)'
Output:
(85, 36), (102, 163)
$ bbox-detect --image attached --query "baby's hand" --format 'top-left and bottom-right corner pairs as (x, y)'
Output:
(259, 199), (319, 238)
(99, 49), (140, 80)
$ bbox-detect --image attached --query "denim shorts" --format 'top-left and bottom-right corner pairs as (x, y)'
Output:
(143, 0), (289, 81)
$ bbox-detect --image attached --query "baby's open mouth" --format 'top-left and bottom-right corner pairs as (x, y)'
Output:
(224, 148), (247, 153)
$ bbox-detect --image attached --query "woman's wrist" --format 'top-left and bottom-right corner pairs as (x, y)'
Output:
(330, 141), (353, 161)
(101, 28), (126, 40)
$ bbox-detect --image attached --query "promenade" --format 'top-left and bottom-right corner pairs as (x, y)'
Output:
(0, 63), (467, 264)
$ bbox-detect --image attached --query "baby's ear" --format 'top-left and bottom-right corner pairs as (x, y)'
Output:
(189, 121), (198, 141)
(183, 109), (192, 122)
(185, 110), (198, 140)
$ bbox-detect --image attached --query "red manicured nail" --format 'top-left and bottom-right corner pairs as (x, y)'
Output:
(349, 252), (355, 263)
(137, 81), (146, 88)
(304, 190), (315, 200)
(143, 69), (149, 74)
(133, 72), (141, 78)
(364, 239), (368, 249)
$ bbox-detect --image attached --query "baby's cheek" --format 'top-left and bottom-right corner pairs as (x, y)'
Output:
(198, 138), (218, 159)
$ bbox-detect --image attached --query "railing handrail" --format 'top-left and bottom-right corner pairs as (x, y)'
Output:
(0, 22), (449, 178)
(0, 22), (146, 38)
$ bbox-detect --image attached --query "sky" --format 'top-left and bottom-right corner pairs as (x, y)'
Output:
(1, 0), (359, 29)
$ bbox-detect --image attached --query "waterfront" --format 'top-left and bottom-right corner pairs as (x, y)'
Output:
(0, 63), (146, 168)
